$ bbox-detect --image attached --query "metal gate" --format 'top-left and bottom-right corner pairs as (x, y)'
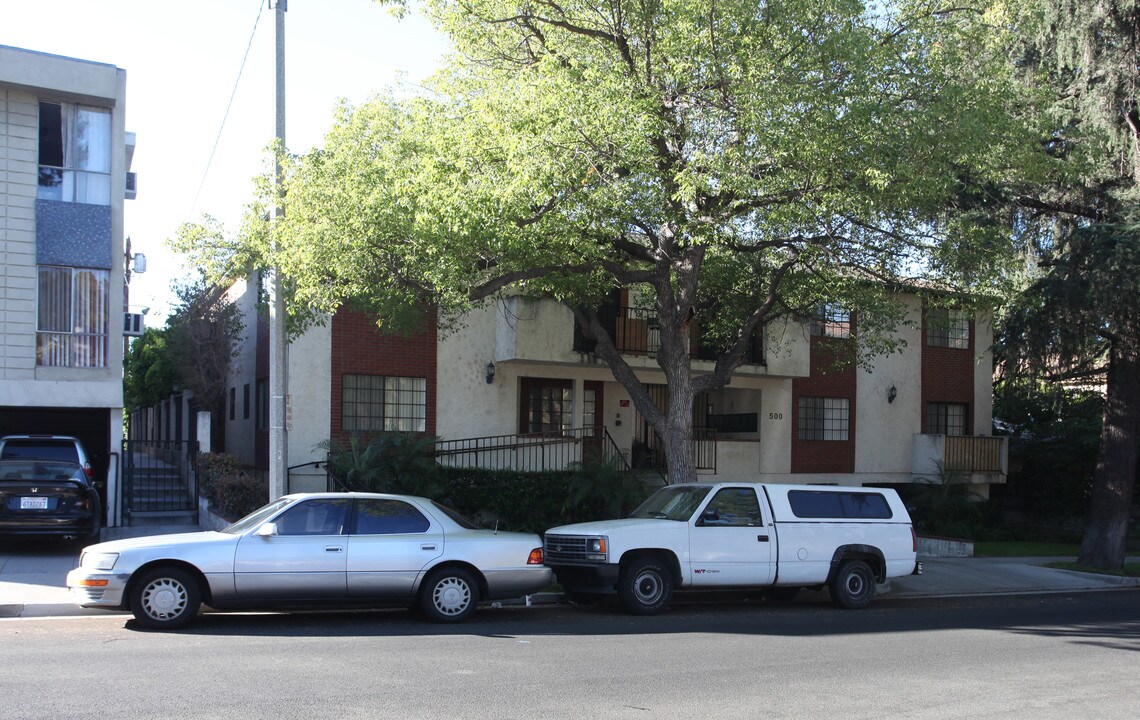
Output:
(121, 440), (199, 525)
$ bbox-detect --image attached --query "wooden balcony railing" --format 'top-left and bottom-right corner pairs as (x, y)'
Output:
(942, 435), (1005, 473)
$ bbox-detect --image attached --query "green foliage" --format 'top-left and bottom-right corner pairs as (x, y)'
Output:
(321, 433), (442, 497)
(432, 465), (652, 535)
(903, 464), (994, 540)
(993, 377), (1103, 520)
(197, 453), (267, 520)
(563, 454), (653, 520)
(123, 328), (178, 410)
(212, 0), (1031, 483)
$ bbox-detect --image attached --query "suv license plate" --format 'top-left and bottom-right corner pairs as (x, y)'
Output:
(20, 497), (49, 510)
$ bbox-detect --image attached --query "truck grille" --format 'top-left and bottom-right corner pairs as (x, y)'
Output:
(544, 535), (591, 562)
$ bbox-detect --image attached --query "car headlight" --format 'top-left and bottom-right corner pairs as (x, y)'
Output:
(81, 552), (119, 571)
(586, 537), (607, 561)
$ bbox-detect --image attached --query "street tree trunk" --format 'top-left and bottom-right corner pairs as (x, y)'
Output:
(1078, 344), (1140, 569)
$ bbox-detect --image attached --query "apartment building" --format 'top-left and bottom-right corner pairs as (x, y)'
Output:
(0, 45), (137, 526)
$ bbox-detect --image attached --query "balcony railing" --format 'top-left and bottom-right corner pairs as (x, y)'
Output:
(912, 434), (1007, 481)
(943, 435), (1005, 473)
(573, 305), (764, 364)
(430, 427), (630, 474)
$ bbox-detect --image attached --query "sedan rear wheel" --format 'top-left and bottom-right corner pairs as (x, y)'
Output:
(130, 567), (201, 630)
(420, 568), (480, 623)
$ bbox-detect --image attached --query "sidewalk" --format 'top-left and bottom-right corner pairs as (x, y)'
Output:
(2, 526), (1138, 620)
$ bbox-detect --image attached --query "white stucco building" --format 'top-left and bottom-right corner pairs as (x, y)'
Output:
(221, 276), (1006, 496)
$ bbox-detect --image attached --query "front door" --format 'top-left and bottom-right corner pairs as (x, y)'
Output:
(688, 487), (775, 586)
(233, 497), (351, 600)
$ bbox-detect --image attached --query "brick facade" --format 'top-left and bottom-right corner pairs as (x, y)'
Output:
(791, 335), (858, 474)
(920, 310), (976, 433)
(328, 307), (438, 447)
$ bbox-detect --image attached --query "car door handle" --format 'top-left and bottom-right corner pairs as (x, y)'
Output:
(325, 546), (343, 553)
(757, 535), (769, 542)
(421, 544), (437, 551)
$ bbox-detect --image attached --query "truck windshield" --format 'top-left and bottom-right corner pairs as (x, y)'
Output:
(629, 485), (711, 521)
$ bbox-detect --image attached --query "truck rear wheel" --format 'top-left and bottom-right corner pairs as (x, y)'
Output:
(829, 560), (875, 609)
(619, 557), (673, 615)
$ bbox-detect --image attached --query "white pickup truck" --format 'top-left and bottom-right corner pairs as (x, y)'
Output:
(544, 482), (920, 614)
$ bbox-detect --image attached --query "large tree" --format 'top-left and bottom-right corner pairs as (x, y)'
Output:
(997, 0), (1140, 568)
(193, 0), (1027, 483)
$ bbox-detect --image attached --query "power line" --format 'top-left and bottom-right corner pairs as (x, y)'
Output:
(187, 0), (266, 222)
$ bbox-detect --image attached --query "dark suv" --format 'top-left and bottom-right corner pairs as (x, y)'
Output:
(0, 435), (102, 541)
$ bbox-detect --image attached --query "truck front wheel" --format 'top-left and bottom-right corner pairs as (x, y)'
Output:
(829, 560), (875, 609)
(619, 557), (673, 615)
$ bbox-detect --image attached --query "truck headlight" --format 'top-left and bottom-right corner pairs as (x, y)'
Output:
(586, 537), (607, 561)
(81, 552), (119, 571)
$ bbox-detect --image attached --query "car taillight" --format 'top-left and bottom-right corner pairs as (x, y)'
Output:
(911, 527), (917, 552)
(83, 462), (93, 479)
(527, 548), (544, 565)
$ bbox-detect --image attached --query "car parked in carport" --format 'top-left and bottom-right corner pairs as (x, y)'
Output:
(67, 492), (552, 629)
(0, 435), (102, 541)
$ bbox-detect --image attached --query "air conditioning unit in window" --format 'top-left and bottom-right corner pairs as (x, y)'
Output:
(125, 172), (137, 200)
(124, 312), (144, 337)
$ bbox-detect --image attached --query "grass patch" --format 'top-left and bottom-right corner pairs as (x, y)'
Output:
(1046, 562), (1140, 578)
(974, 541), (1081, 557)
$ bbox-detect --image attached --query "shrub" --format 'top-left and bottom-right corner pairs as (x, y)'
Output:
(196, 452), (266, 520)
(320, 433), (441, 497)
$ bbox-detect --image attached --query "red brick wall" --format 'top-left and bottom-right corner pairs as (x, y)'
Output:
(329, 307), (438, 447)
(920, 310), (975, 432)
(791, 336), (857, 474)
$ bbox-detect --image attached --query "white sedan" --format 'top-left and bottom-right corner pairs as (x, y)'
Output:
(67, 492), (551, 629)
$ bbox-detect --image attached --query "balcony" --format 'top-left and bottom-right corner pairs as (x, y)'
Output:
(912, 434), (1008, 484)
(573, 305), (764, 365)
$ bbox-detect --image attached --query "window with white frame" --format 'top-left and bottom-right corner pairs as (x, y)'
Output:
(927, 307), (970, 349)
(810, 303), (851, 338)
(36, 266), (109, 368)
(927, 402), (968, 435)
(798, 397), (850, 441)
(38, 101), (112, 205)
(342, 374), (427, 433)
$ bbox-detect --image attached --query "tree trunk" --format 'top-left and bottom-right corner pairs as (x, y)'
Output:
(1077, 345), (1140, 569)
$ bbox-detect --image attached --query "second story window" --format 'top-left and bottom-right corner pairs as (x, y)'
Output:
(810, 303), (851, 338)
(38, 101), (112, 205)
(927, 402), (969, 435)
(927, 308), (970, 349)
(36, 266), (109, 368)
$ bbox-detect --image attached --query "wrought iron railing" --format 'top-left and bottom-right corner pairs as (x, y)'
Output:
(430, 427), (630, 473)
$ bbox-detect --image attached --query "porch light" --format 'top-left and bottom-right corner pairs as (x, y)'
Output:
(887, 385), (897, 403)
(485, 361), (496, 384)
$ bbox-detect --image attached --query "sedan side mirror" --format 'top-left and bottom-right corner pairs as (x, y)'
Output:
(255, 522), (278, 538)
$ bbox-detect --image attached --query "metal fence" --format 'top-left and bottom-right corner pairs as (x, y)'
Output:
(122, 439), (199, 519)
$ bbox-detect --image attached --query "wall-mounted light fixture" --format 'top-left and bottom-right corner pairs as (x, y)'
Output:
(887, 385), (897, 403)
(485, 361), (496, 384)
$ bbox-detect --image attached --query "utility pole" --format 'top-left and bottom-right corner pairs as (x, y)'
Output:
(269, 0), (288, 499)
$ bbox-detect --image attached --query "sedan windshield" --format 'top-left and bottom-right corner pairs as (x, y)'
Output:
(629, 486), (711, 521)
(222, 497), (295, 534)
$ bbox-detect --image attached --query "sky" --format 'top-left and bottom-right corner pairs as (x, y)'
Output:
(2, 0), (447, 323)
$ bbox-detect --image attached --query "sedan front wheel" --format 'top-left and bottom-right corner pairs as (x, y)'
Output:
(130, 567), (201, 630)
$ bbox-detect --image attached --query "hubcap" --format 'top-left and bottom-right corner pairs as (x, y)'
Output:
(433, 577), (471, 615)
(846, 573), (865, 596)
(142, 578), (187, 620)
(634, 571), (662, 603)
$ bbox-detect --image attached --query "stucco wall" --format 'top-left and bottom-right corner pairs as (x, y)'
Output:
(855, 296), (924, 474)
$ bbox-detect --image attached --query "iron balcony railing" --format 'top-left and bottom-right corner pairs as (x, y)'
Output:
(430, 427), (630, 474)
